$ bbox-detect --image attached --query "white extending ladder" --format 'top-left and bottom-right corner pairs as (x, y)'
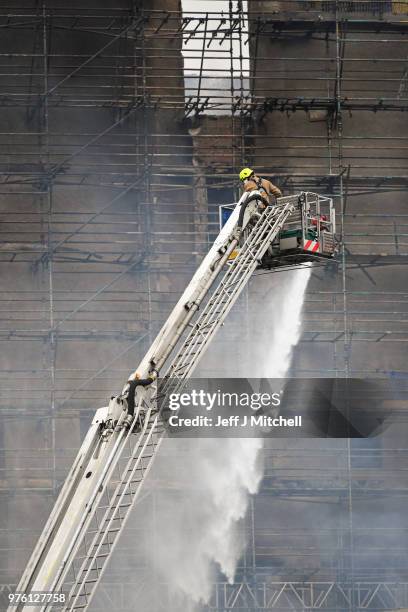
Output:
(14, 200), (296, 612)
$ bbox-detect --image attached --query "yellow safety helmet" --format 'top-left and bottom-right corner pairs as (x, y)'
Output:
(239, 167), (254, 182)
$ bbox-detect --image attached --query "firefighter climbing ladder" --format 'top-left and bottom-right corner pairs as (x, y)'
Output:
(13, 198), (296, 612)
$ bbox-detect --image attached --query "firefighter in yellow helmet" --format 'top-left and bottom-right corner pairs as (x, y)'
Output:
(239, 168), (282, 206)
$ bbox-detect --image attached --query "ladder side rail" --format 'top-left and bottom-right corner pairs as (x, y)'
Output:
(144, 200), (276, 388)
(15, 415), (104, 597)
(52, 419), (146, 605)
(163, 210), (289, 390)
(20, 425), (128, 612)
(16, 398), (148, 612)
(123, 190), (257, 381)
(162, 207), (282, 379)
(65, 409), (163, 612)
(38, 427), (129, 612)
(161, 202), (295, 386)
(166, 247), (268, 373)
(177, 203), (295, 380)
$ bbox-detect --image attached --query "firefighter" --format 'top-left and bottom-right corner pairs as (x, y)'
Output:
(239, 167), (282, 207)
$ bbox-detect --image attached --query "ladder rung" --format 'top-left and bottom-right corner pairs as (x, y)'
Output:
(105, 527), (121, 533)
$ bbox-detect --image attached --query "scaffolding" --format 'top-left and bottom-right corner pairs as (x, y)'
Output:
(0, 1), (408, 610)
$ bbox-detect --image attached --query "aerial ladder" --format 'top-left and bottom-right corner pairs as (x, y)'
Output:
(11, 190), (336, 612)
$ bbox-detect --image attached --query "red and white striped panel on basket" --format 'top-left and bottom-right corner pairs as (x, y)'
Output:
(304, 239), (320, 253)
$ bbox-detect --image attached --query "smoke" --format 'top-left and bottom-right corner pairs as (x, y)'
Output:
(132, 266), (311, 610)
(142, 437), (263, 608)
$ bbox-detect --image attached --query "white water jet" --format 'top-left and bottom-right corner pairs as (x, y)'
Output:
(136, 269), (310, 610)
(257, 266), (312, 378)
